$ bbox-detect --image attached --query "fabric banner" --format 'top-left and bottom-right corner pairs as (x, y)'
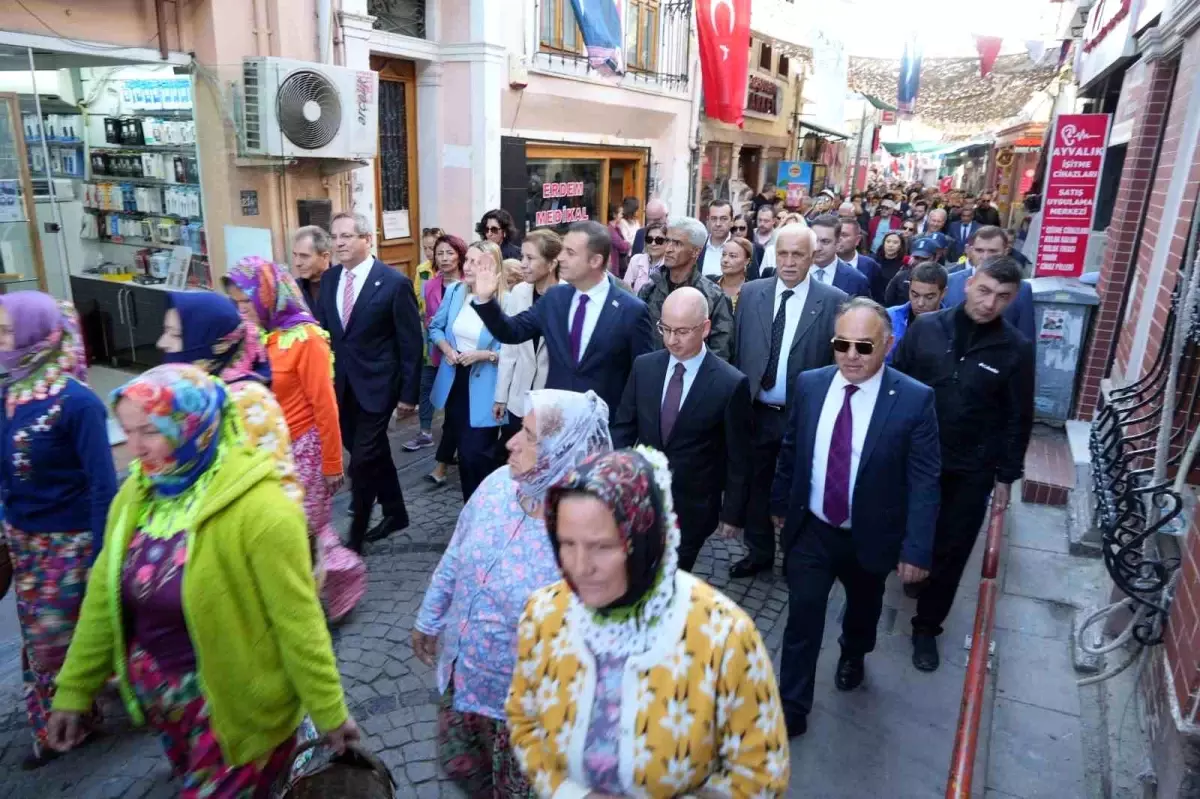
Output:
(974, 35), (1004, 77)
(897, 39), (922, 116)
(1025, 40), (1048, 65)
(938, 175), (954, 193)
(569, 0), (624, 76)
(1057, 39), (1072, 68)
(696, 0), (752, 126)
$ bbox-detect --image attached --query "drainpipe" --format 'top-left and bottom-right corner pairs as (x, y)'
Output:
(318, 0), (333, 63)
(251, 0), (269, 57)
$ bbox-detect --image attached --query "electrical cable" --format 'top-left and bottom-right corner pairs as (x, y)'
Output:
(14, 0), (193, 53)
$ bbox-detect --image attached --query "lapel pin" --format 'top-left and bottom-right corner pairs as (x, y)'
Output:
(889, 389), (896, 395)
(375, 280), (381, 287)
(611, 300), (619, 308)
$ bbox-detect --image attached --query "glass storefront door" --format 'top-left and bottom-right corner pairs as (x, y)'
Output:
(0, 92), (47, 293)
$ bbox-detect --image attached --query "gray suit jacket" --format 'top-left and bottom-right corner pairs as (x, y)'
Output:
(732, 277), (845, 406)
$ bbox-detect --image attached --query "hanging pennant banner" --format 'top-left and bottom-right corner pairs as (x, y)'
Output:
(569, 0), (624, 76)
(1035, 113), (1111, 278)
(1057, 39), (1072, 69)
(1025, 40), (1048, 64)
(696, 0), (752, 126)
(974, 35), (1004, 77)
(897, 39), (922, 116)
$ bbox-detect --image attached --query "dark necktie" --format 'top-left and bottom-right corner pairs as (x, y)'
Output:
(570, 294), (590, 363)
(823, 384), (859, 527)
(660, 362), (686, 441)
(759, 289), (795, 391)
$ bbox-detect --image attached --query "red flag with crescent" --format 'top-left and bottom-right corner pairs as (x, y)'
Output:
(696, 0), (752, 127)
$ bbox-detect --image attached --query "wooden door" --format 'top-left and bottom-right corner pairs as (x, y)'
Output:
(371, 58), (421, 279)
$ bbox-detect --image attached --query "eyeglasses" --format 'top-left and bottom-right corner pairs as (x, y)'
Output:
(831, 337), (876, 355)
(657, 322), (704, 338)
(903, 225), (916, 232)
(645, 236), (668, 245)
(731, 225), (748, 233)
(485, 225), (503, 234)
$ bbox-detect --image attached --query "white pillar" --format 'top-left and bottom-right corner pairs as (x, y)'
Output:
(339, 9), (377, 222)
(416, 60), (443, 232)
(469, 0), (506, 217)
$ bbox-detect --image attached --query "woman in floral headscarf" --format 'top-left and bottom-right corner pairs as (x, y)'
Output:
(507, 447), (791, 798)
(46, 364), (360, 793)
(0, 291), (118, 769)
(157, 291), (301, 507)
(225, 256), (365, 621)
(413, 389), (612, 798)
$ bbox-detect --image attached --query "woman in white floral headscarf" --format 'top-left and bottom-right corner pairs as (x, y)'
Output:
(412, 389), (612, 798)
(506, 447), (790, 798)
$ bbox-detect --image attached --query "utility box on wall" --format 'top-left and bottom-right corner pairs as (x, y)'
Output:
(1029, 277), (1100, 422)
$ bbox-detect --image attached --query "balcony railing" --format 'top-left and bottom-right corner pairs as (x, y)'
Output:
(369, 0), (425, 38)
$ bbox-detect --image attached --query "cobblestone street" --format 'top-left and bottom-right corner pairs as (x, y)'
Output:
(0, 419), (793, 799)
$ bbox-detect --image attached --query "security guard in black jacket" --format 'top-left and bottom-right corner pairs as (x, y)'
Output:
(892, 255), (1034, 672)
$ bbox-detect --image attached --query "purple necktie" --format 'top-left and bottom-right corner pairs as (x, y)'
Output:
(661, 362), (685, 442)
(823, 384), (859, 527)
(570, 294), (590, 363)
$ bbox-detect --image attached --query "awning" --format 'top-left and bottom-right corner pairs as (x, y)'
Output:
(797, 120), (850, 141)
(860, 93), (897, 112)
(881, 140), (946, 155)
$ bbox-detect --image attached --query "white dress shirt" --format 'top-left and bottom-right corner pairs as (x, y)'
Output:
(810, 259), (837, 286)
(335, 257), (372, 322)
(567, 276), (612, 361)
(809, 368), (884, 528)
(846, 252), (860, 271)
(661, 344), (707, 406)
(757, 275), (811, 405)
(702, 235), (729, 277)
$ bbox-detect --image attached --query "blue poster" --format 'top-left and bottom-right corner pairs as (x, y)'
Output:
(776, 161), (813, 191)
(569, 0), (624, 76)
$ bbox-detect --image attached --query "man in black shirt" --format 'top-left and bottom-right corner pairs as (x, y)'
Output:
(891, 256), (1034, 672)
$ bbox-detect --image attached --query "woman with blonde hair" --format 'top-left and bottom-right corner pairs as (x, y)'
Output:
(719, 236), (753, 311)
(429, 240), (508, 500)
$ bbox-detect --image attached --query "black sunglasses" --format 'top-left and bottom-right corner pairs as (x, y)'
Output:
(645, 235), (668, 245)
(831, 337), (875, 355)
(731, 224), (748, 232)
(484, 225), (503, 234)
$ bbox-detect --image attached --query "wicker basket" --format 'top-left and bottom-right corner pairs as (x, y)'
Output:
(281, 740), (395, 799)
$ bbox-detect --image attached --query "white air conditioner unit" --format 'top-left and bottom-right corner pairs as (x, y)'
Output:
(240, 57), (378, 159)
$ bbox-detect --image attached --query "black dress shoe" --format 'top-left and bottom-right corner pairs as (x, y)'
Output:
(785, 713), (807, 738)
(730, 556), (772, 579)
(912, 633), (940, 672)
(835, 655), (865, 691)
(365, 515), (407, 542)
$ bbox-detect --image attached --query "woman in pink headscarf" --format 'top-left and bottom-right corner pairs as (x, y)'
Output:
(0, 291), (118, 768)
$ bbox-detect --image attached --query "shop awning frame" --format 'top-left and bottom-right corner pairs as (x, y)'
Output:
(796, 119), (850, 141)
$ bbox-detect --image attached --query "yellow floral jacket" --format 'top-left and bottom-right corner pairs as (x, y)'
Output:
(230, 381), (302, 506)
(506, 572), (790, 798)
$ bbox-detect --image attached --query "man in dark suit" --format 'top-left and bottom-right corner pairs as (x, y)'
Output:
(612, 287), (752, 571)
(292, 224), (332, 321)
(318, 212), (423, 553)
(631, 198), (670, 256)
(945, 204), (980, 263)
(472, 220), (654, 421)
(809, 214), (871, 297)
(836, 218), (881, 294)
(729, 224), (845, 579)
(771, 298), (940, 736)
(943, 226), (1035, 342)
(973, 192), (1002, 227)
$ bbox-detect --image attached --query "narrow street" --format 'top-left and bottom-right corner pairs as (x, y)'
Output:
(0, 416), (1113, 798)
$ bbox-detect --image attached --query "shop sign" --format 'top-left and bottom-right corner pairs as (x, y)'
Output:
(1035, 113), (1111, 278)
(881, 110), (897, 125)
(240, 190), (259, 217)
(1109, 57), (1146, 145)
(542, 181), (586, 199)
(1078, 0), (1136, 88)
(534, 207), (591, 226)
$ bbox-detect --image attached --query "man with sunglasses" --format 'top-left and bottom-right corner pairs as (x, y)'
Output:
(770, 297), (940, 736)
(613, 287), (752, 570)
(637, 217), (734, 361)
(892, 256), (1034, 673)
(728, 224), (844, 579)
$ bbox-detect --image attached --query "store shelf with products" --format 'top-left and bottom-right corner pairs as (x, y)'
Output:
(90, 143), (195, 153)
(83, 207), (201, 223)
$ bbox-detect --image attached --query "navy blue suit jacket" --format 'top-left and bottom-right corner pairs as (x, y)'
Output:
(831, 260), (871, 297)
(769, 365), (941, 573)
(473, 275), (654, 421)
(946, 220), (980, 262)
(944, 270), (1036, 342)
(317, 258), (424, 414)
(850, 253), (881, 290)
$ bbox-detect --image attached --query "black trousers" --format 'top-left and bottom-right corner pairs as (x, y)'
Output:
(742, 401), (790, 565)
(497, 412), (523, 452)
(780, 513), (889, 718)
(340, 383), (407, 549)
(675, 498), (719, 573)
(912, 469), (996, 637)
(443, 366), (501, 503)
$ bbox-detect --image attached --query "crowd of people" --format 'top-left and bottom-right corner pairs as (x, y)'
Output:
(0, 178), (1035, 796)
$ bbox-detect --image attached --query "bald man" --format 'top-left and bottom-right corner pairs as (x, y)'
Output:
(632, 198), (670, 256)
(613, 287), (752, 571)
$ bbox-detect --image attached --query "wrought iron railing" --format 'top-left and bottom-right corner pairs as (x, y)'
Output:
(1089, 294), (1189, 646)
(369, 0), (426, 38)
(532, 0), (692, 91)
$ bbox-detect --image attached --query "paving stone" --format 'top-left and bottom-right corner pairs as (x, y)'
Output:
(407, 760), (438, 784)
(403, 739), (437, 763)
(383, 726), (413, 748)
(986, 698), (1087, 799)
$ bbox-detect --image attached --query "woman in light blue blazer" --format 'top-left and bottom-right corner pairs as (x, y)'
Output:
(429, 240), (509, 501)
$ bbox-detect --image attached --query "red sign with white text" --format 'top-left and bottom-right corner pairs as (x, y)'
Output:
(696, 0), (751, 126)
(1035, 113), (1110, 278)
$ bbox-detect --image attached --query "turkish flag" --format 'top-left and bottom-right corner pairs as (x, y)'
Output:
(974, 35), (1003, 77)
(939, 176), (953, 193)
(696, 0), (751, 126)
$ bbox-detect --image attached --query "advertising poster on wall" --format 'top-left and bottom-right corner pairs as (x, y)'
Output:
(776, 161), (813, 207)
(1034, 113), (1111, 278)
